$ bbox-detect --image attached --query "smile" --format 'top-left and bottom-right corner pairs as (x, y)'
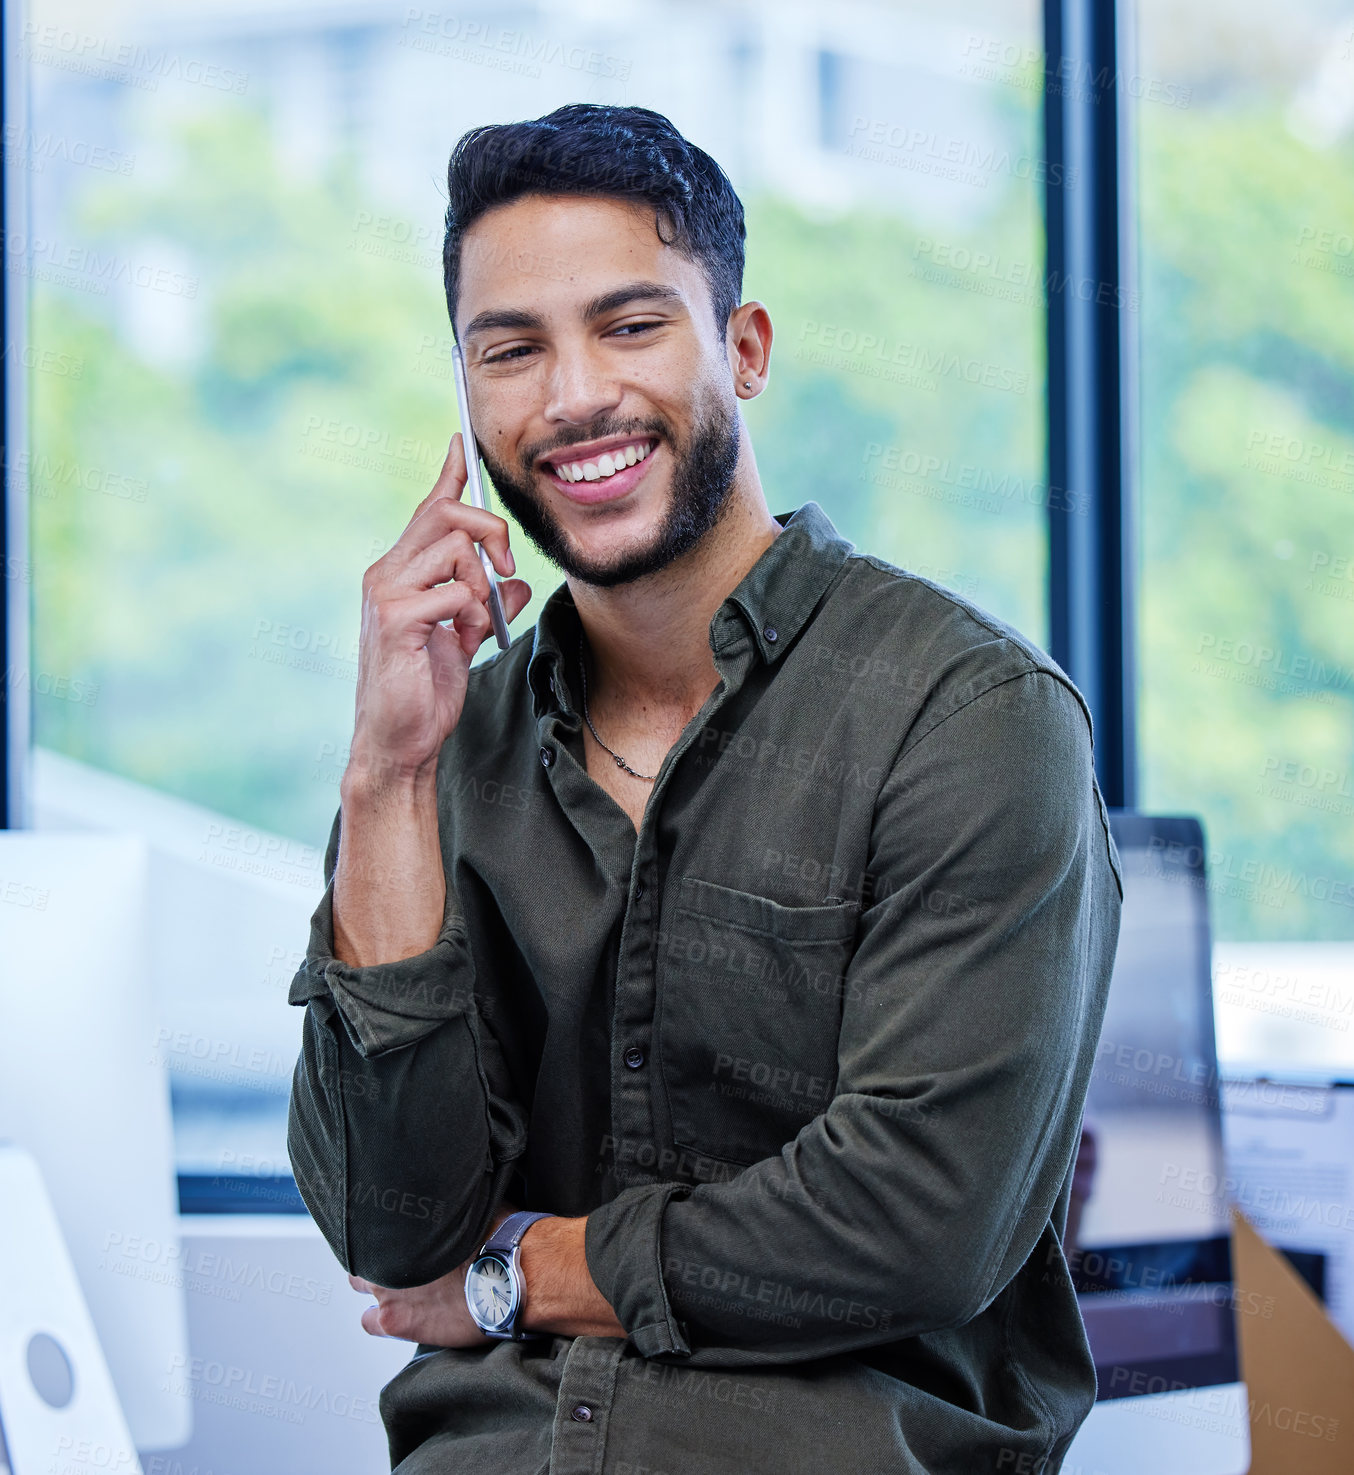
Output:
(538, 435), (661, 505)
(541, 436), (657, 483)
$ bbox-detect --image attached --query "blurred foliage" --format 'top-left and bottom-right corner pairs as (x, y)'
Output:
(29, 104), (1044, 849)
(28, 87), (1354, 943)
(1135, 104), (1354, 941)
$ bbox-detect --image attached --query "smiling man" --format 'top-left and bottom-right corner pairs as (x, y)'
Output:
(287, 104), (1123, 1475)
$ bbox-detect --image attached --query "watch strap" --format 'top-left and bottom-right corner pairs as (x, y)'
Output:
(482, 1208), (554, 1258)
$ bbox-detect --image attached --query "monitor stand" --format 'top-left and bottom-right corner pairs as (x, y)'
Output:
(0, 1145), (144, 1475)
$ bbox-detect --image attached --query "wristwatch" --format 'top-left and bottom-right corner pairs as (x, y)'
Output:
(463, 1209), (554, 1339)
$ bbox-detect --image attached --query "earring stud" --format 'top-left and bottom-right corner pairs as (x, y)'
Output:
(743, 380), (753, 389)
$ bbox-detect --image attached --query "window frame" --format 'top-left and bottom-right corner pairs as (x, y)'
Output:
(3, 0), (33, 828)
(1042, 0), (1138, 808)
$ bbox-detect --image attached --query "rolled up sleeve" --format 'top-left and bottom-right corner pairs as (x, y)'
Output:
(287, 805), (528, 1287)
(585, 669), (1122, 1365)
(287, 885), (478, 1060)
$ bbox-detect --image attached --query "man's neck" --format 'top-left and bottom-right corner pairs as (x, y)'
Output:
(568, 482), (783, 717)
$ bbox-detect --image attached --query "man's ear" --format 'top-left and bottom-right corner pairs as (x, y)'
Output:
(728, 300), (772, 394)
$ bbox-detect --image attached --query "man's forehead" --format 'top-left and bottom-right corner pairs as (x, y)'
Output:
(457, 193), (702, 328)
(461, 191), (662, 260)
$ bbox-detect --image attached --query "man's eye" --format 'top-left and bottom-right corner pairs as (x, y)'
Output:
(483, 322), (661, 363)
(483, 345), (533, 365)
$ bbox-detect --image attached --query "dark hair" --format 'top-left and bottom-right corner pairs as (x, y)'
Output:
(442, 104), (746, 338)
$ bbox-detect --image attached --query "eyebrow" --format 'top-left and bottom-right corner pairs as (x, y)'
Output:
(461, 280), (685, 342)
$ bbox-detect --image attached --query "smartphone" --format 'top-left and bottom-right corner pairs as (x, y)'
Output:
(450, 342), (512, 652)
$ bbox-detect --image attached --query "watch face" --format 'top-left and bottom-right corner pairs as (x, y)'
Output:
(466, 1254), (516, 1332)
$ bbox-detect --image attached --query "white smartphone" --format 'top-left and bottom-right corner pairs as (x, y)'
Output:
(450, 342), (512, 652)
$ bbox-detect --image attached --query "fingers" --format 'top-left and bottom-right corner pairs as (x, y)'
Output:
(374, 579), (500, 653)
(421, 576), (531, 664)
(367, 572), (533, 657)
(409, 433), (468, 521)
(367, 433), (517, 597)
(385, 498), (513, 576)
(374, 501), (517, 595)
(403, 526), (496, 604)
(350, 1274), (387, 1338)
(360, 1303), (388, 1338)
(435, 576), (533, 659)
(403, 434), (514, 567)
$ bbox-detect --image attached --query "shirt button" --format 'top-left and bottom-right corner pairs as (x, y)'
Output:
(635, 881), (645, 900)
(624, 1046), (644, 1069)
(570, 1403), (593, 1422)
(539, 746), (554, 768)
(763, 625), (778, 643)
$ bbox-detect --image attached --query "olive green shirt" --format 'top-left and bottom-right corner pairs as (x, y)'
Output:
(287, 500), (1123, 1475)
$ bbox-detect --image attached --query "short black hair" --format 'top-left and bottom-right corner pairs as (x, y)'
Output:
(443, 104), (746, 339)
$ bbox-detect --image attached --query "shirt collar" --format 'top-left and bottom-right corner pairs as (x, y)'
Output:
(526, 500), (853, 720)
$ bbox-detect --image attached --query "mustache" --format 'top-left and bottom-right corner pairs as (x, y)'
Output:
(521, 416), (670, 467)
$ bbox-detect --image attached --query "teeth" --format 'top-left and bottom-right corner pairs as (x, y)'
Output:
(551, 440), (653, 482)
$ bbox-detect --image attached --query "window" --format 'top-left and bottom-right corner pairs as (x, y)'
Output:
(16, 0), (1047, 1200)
(1132, 0), (1354, 1072)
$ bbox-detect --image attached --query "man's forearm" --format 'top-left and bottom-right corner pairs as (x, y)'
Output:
(520, 1216), (626, 1338)
(334, 766), (445, 966)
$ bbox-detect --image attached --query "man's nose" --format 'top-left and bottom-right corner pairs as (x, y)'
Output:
(543, 347), (624, 426)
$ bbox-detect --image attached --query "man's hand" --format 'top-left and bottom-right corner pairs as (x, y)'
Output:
(349, 1262), (496, 1348)
(349, 1200), (519, 1347)
(348, 432), (532, 790)
(332, 434), (533, 970)
(349, 1203), (626, 1344)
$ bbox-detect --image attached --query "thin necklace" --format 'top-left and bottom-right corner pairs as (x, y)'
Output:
(577, 644), (657, 782)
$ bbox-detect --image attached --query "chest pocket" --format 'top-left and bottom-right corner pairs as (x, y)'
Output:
(656, 875), (860, 1166)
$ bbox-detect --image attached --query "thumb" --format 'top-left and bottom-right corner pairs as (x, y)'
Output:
(496, 577), (533, 623)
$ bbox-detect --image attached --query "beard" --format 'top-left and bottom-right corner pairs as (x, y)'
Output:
(476, 389), (742, 589)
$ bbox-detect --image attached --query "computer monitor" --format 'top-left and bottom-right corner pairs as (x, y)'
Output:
(0, 833), (191, 1453)
(1063, 814), (1250, 1473)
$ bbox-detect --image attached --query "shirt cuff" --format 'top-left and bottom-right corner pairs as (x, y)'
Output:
(585, 1181), (694, 1358)
(287, 881), (477, 1058)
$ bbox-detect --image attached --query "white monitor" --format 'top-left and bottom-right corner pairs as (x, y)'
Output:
(1064, 815), (1249, 1474)
(0, 833), (191, 1452)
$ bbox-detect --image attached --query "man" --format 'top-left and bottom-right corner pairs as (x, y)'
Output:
(287, 103), (1122, 1475)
